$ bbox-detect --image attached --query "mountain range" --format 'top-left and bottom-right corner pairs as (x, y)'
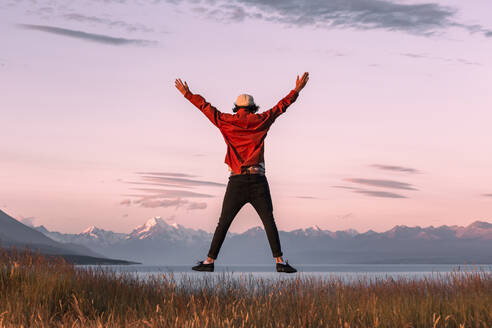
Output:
(0, 209), (137, 264)
(32, 215), (492, 265)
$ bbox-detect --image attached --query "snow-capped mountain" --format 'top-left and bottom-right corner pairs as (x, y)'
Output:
(33, 218), (492, 265)
(127, 217), (211, 244)
(36, 225), (126, 247)
(35, 216), (212, 248)
(290, 225), (359, 238)
(455, 221), (492, 239)
(382, 221), (492, 240)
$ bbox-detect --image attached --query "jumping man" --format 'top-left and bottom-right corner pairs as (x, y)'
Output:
(175, 72), (309, 273)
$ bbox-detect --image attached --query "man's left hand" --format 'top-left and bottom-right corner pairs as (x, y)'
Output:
(175, 78), (191, 96)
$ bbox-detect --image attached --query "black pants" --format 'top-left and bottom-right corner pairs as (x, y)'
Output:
(207, 174), (283, 259)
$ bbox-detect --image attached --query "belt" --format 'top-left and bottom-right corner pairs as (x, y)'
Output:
(230, 165), (265, 176)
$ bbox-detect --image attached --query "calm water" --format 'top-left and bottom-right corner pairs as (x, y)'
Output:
(80, 263), (492, 284)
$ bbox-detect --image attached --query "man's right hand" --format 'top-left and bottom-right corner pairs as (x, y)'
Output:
(175, 78), (191, 96)
(294, 72), (309, 93)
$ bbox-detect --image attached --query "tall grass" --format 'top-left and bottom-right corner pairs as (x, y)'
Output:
(0, 248), (491, 327)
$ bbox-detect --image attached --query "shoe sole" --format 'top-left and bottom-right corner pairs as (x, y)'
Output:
(192, 268), (214, 272)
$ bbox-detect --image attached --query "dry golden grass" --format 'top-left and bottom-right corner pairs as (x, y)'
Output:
(0, 248), (491, 327)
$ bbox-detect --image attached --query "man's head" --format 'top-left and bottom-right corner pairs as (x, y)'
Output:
(233, 94), (259, 113)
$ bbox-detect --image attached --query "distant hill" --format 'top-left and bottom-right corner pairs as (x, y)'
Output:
(0, 209), (137, 265)
(34, 216), (492, 265)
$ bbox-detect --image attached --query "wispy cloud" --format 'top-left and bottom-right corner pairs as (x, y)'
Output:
(401, 53), (429, 59)
(133, 197), (208, 210)
(125, 172), (226, 189)
(295, 196), (319, 199)
(333, 185), (407, 198)
(138, 175), (226, 188)
(482, 193), (492, 197)
(370, 164), (421, 174)
(455, 58), (482, 66)
(186, 202), (207, 210)
(119, 199), (132, 206)
(354, 189), (407, 198)
(344, 178), (418, 191)
(332, 185), (358, 190)
(121, 172), (220, 210)
(174, 0), (492, 37)
(134, 198), (188, 209)
(62, 13), (154, 33)
(127, 188), (215, 198)
(401, 53), (482, 66)
(18, 24), (156, 46)
(336, 213), (354, 220)
(136, 172), (197, 178)
(10, 0), (492, 38)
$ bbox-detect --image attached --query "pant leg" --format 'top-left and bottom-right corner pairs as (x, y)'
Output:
(207, 176), (247, 259)
(248, 175), (283, 258)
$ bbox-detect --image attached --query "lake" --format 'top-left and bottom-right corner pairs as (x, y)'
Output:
(81, 263), (492, 284)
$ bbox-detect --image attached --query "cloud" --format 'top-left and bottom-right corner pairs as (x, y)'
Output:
(333, 185), (407, 198)
(138, 174), (226, 188)
(134, 197), (208, 209)
(482, 193), (492, 197)
(456, 23), (492, 38)
(370, 164), (421, 174)
(401, 53), (430, 59)
(18, 24), (156, 46)
(175, 0), (492, 37)
(127, 172), (226, 188)
(332, 185), (358, 190)
(125, 172), (225, 189)
(456, 58), (482, 66)
(336, 213), (354, 220)
(344, 178), (418, 190)
(121, 172), (220, 210)
(127, 188), (215, 198)
(354, 190), (407, 198)
(62, 13), (154, 33)
(9, 0), (492, 39)
(120, 199), (132, 206)
(135, 172), (197, 178)
(295, 196), (319, 199)
(400, 53), (482, 66)
(125, 181), (195, 189)
(187, 202), (207, 210)
(121, 172), (218, 210)
(135, 198), (189, 208)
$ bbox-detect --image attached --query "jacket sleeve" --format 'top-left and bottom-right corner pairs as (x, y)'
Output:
(184, 91), (222, 127)
(262, 89), (299, 122)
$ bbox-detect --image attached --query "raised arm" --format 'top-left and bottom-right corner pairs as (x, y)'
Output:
(264, 72), (309, 120)
(175, 78), (223, 127)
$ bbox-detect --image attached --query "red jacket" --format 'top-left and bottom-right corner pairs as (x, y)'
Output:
(184, 89), (299, 174)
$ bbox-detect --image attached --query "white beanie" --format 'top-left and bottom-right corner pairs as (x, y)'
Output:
(235, 94), (255, 107)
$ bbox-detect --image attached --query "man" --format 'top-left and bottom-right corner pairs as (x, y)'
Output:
(175, 72), (309, 273)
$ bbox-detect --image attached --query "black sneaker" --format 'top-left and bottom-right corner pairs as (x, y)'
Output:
(276, 260), (297, 273)
(192, 261), (214, 272)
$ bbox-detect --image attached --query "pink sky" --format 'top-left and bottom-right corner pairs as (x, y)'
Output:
(1, 0), (491, 234)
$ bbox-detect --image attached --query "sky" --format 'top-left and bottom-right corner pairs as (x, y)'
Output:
(1, 0), (491, 234)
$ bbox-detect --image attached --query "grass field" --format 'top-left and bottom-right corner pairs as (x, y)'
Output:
(1, 248), (491, 327)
